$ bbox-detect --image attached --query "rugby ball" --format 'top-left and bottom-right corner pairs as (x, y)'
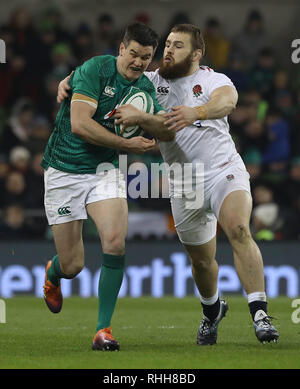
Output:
(115, 88), (154, 138)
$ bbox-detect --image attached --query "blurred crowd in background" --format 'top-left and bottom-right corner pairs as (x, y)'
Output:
(0, 6), (300, 241)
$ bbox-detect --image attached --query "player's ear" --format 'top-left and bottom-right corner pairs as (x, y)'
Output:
(119, 42), (125, 56)
(193, 49), (202, 63)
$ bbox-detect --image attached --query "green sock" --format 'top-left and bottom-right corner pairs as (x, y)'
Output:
(47, 254), (68, 287)
(96, 253), (125, 332)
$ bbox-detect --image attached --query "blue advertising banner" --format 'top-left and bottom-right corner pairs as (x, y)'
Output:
(0, 240), (299, 298)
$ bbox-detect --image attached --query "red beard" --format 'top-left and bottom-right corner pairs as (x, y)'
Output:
(158, 52), (194, 79)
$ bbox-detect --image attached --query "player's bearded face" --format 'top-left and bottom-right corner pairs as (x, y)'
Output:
(159, 50), (194, 79)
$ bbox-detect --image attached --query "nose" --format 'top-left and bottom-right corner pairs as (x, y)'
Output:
(166, 47), (174, 57)
(133, 58), (143, 68)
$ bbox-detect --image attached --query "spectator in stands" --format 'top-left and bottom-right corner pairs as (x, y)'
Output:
(37, 73), (61, 123)
(248, 48), (276, 98)
(9, 146), (31, 174)
(242, 88), (269, 121)
(262, 108), (290, 169)
(25, 152), (45, 209)
(1, 170), (28, 208)
(0, 154), (9, 196)
(50, 43), (74, 79)
(95, 13), (118, 56)
(203, 17), (230, 70)
(0, 99), (35, 157)
(242, 148), (262, 182)
(241, 118), (269, 155)
(72, 23), (94, 65)
(0, 203), (47, 239)
(223, 53), (249, 92)
(5, 7), (38, 65)
(232, 9), (272, 69)
(0, 203), (28, 239)
(251, 184), (284, 240)
(24, 116), (51, 154)
(42, 7), (72, 44)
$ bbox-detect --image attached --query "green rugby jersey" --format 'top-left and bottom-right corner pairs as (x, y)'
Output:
(41, 55), (163, 174)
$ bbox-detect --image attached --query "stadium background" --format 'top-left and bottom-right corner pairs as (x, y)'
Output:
(0, 0), (300, 299)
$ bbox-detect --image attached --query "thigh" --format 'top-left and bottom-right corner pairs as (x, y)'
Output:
(52, 220), (84, 267)
(86, 198), (128, 247)
(210, 162), (251, 219)
(218, 190), (253, 235)
(170, 196), (217, 246)
(44, 167), (89, 225)
(184, 236), (217, 264)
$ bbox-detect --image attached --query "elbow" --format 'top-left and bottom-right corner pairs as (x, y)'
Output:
(71, 119), (83, 136)
(227, 102), (237, 115)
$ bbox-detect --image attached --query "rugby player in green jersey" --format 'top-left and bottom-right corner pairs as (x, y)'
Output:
(42, 22), (174, 351)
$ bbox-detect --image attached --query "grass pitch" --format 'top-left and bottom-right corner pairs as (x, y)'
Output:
(0, 296), (299, 369)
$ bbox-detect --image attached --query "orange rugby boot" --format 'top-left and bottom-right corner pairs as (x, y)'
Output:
(43, 260), (63, 313)
(92, 327), (120, 351)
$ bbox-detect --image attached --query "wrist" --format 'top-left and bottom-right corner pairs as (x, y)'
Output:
(194, 106), (208, 120)
(138, 111), (148, 126)
(118, 136), (129, 151)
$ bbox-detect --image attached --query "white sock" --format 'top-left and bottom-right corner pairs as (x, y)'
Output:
(200, 290), (219, 305)
(247, 292), (267, 304)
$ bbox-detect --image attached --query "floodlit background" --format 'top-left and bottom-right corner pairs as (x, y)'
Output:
(0, 0), (300, 298)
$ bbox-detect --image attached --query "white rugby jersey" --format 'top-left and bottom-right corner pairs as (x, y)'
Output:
(145, 66), (240, 177)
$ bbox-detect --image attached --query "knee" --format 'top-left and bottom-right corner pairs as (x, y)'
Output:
(191, 256), (213, 272)
(102, 234), (125, 256)
(227, 222), (251, 244)
(60, 262), (84, 278)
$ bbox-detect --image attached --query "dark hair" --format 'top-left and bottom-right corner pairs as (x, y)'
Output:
(170, 24), (205, 55)
(123, 22), (159, 50)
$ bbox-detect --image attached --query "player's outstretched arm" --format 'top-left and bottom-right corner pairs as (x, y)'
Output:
(71, 100), (155, 154)
(114, 105), (175, 142)
(163, 85), (238, 132)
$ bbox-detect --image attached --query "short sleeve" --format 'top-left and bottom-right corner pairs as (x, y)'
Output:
(207, 72), (235, 96)
(71, 57), (101, 101)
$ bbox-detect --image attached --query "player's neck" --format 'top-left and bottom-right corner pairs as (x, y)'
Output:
(185, 63), (200, 77)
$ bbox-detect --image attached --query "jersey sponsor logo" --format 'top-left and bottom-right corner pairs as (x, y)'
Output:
(157, 86), (169, 95)
(58, 206), (71, 216)
(192, 84), (203, 97)
(226, 174), (235, 181)
(103, 86), (116, 97)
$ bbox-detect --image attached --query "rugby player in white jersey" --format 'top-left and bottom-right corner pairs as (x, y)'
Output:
(58, 24), (279, 345)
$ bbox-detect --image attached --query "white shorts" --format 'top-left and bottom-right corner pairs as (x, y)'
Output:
(170, 159), (251, 246)
(44, 167), (127, 225)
